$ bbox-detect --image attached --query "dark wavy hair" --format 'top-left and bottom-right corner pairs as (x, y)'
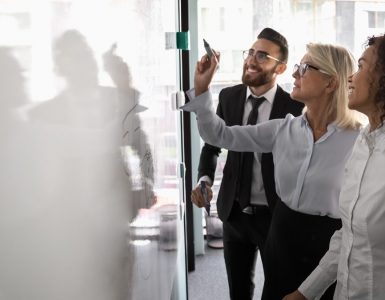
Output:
(258, 27), (289, 63)
(367, 34), (385, 125)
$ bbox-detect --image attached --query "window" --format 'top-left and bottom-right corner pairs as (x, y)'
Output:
(198, 0), (385, 91)
(368, 10), (385, 28)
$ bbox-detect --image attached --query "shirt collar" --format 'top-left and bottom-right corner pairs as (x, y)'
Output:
(362, 123), (385, 136)
(300, 113), (338, 131)
(246, 84), (277, 105)
(361, 123), (385, 146)
(300, 113), (339, 143)
(359, 124), (385, 152)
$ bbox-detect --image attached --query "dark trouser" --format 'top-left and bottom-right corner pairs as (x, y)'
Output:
(223, 202), (271, 300)
(262, 199), (341, 300)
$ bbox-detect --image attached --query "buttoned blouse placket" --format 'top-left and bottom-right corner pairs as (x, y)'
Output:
(341, 130), (373, 297)
(291, 119), (313, 209)
(293, 118), (337, 210)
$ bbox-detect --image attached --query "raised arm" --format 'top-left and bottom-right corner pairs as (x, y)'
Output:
(182, 89), (285, 153)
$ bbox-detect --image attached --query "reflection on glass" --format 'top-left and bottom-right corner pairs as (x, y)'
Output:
(0, 1), (184, 300)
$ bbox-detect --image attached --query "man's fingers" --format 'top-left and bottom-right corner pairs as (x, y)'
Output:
(207, 188), (213, 200)
(191, 189), (204, 207)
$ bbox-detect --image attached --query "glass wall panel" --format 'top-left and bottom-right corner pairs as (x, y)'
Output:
(0, 0), (186, 299)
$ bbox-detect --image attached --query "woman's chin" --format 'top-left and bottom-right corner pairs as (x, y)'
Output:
(290, 92), (303, 103)
(348, 102), (359, 112)
(347, 96), (357, 110)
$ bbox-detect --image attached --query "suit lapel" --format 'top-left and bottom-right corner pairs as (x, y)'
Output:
(230, 85), (247, 126)
(269, 86), (287, 120)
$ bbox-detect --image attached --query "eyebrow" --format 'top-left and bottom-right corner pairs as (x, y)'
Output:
(250, 49), (269, 55)
(358, 57), (366, 63)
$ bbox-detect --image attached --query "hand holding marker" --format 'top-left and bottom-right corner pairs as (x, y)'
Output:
(200, 181), (210, 216)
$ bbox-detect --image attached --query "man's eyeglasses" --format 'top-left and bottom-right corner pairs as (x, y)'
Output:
(242, 49), (283, 64)
(293, 63), (329, 77)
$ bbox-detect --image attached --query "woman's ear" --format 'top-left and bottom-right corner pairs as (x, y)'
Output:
(326, 76), (338, 94)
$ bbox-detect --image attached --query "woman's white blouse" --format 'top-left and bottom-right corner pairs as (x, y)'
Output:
(299, 125), (385, 299)
(182, 90), (359, 218)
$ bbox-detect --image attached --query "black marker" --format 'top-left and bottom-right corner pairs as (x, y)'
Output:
(203, 39), (214, 58)
(200, 181), (210, 216)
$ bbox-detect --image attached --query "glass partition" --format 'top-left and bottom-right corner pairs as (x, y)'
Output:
(0, 0), (186, 299)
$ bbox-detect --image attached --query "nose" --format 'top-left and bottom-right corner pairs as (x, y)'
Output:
(292, 69), (300, 78)
(348, 74), (353, 83)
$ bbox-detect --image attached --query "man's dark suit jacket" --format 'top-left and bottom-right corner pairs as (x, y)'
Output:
(197, 84), (304, 221)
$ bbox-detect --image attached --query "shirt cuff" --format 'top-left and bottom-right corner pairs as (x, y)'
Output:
(197, 176), (213, 187)
(298, 266), (334, 300)
(179, 89), (213, 123)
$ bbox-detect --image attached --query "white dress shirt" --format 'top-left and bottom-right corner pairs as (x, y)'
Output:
(182, 90), (359, 218)
(245, 86), (274, 206)
(299, 125), (385, 300)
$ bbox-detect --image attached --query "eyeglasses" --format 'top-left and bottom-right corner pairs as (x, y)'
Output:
(242, 49), (283, 64)
(293, 63), (329, 77)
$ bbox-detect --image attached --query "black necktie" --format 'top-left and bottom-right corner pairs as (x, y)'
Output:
(237, 96), (266, 209)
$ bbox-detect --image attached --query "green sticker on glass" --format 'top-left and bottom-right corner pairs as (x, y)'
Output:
(176, 31), (189, 50)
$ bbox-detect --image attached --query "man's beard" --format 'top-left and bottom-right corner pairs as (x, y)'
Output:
(241, 65), (276, 87)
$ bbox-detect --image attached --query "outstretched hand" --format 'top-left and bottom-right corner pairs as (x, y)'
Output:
(194, 51), (220, 96)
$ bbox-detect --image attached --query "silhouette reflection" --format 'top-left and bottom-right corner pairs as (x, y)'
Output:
(0, 47), (30, 220)
(21, 29), (177, 299)
(0, 27), (179, 299)
(0, 47), (53, 299)
(30, 29), (155, 218)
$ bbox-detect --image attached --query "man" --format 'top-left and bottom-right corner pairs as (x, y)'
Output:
(191, 28), (304, 300)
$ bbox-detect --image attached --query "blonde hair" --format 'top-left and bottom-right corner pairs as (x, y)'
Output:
(306, 43), (361, 129)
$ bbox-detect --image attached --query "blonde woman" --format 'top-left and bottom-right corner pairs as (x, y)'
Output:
(182, 43), (361, 299)
(284, 34), (385, 300)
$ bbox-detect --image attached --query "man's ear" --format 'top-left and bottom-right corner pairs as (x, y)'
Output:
(275, 63), (287, 75)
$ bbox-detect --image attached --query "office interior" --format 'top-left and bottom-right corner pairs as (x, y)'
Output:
(0, 0), (383, 299)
